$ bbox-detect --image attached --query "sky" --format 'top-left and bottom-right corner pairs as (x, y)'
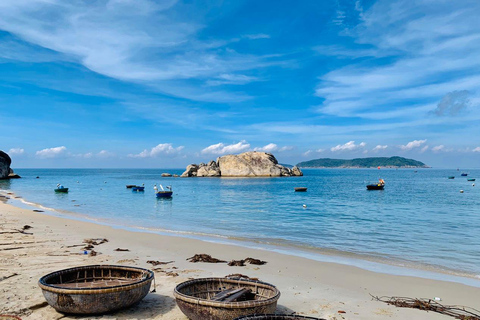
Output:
(1, 0), (480, 168)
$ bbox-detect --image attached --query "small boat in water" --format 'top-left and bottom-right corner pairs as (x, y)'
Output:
(294, 187), (307, 192)
(55, 184), (68, 193)
(366, 179), (384, 190)
(126, 185), (136, 189)
(155, 184), (172, 198)
(132, 185), (145, 192)
(468, 178), (475, 181)
(448, 176), (455, 179)
(461, 173), (468, 176)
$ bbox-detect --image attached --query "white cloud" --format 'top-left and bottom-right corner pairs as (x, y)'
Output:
(331, 141), (366, 152)
(35, 146), (67, 158)
(254, 143), (278, 152)
(8, 148), (25, 155)
(400, 139), (427, 151)
(97, 150), (115, 158)
(202, 140), (250, 155)
(420, 145), (429, 153)
(432, 145), (445, 152)
(303, 150), (313, 157)
(473, 147), (480, 152)
(129, 143), (184, 158)
(279, 146), (294, 152)
(372, 145), (388, 151)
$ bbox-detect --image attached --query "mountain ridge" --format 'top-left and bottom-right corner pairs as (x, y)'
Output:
(297, 156), (429, 168)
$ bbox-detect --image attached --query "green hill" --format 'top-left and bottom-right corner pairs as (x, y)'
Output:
(296, 156), (428, 168)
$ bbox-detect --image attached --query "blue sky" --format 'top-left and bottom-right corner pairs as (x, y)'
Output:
(1, 0), (480, 168)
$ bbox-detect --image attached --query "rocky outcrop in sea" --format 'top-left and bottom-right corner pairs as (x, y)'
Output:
(0, 150), (20, 179)
(181, 152), (302, 177)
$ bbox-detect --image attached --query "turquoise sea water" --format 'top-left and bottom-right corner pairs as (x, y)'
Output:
(1, 168), (479, 282)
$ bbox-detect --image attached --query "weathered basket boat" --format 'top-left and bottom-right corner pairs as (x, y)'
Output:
(235, 315), (325, 320)
(174, 277), (281, 320)
(38, 265), (154, 314)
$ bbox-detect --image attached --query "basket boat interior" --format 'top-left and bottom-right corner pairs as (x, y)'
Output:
(42, 266), (151, 290)
(177, 278), (278, 302)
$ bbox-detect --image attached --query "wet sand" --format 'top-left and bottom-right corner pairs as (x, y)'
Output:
(1, 200), (479, 320)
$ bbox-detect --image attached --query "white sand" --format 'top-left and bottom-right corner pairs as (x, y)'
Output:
(1, 200), (479, 320)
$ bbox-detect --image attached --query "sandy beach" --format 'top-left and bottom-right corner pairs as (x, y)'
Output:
(1, 199), (479, 320)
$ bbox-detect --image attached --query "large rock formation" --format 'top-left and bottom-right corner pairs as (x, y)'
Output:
(0, 151), (12, 179)
(181, 152), (302, 177)
(0, 151), (20, 179)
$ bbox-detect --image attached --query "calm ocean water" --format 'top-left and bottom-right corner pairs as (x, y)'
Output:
(1, 168), (479, 281)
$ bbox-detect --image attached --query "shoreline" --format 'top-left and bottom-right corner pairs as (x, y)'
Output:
(1, 196), (480, 319)
(3, 191), (480, 287)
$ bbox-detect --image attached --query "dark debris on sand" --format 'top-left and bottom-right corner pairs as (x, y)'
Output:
(228, 257), (267, 267)
(147, 260), (174, 266)
(187, 254), (226, 263)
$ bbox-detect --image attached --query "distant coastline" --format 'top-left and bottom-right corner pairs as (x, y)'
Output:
(297, 156), (429, 168)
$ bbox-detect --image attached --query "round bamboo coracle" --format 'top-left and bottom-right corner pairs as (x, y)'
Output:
(174, 277), (281, 320)
(38, 265), (154, 314)
(234, 315), (326, 320)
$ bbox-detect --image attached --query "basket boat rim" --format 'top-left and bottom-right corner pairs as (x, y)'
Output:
(173, 277), (281, 309)
(38, 264), (154, 294)
(234, 314), (325, 320)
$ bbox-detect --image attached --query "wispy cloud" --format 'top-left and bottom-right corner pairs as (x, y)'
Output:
(432, 90), (470, 116)
(331, 141), (366, 152)
(8, 148), (25, 155)
(35, 146), (67, 158)
(316, 0), (480, 124)
(201, 140), (250, 155)
(243, 34), (270, 40)
(473, 147), (480, 153)
(0, 0), (281, 103)
(129, 143), (184, 158)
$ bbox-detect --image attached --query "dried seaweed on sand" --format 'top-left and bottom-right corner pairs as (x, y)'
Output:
(228, 257), (267, 266)
(83, 238), (108, 245)
(114, 248), (130, 251)
(187, 254), (226, 263)
(225, 274), (259, 281)
(372, 295), (480, 320)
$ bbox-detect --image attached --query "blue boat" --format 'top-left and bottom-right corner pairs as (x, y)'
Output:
(55, 184), (68, 193)
(461, 173), (468, 176)
(132, 186), (145, 192)
(155, 185), (172, 198)
(156, 191), (173, 198)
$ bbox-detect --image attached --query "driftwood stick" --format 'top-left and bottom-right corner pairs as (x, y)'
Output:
(0, 246), (25, 251)
(371, 295), (480, 320)
(0, 273), (19, 282)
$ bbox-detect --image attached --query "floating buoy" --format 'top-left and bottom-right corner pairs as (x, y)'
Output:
(303, 204), (307, 208)
(460, 190), (464, 193)
(473, 183), (475, 187)
(377, 166), (381, 170)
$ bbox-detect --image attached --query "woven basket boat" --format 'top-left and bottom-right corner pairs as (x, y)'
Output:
(38, 265), (154, 314)
(235, 315), (326, 320)
(174, 277), (281, 320)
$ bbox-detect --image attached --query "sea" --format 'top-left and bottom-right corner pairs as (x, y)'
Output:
(1, 168), (479, 286)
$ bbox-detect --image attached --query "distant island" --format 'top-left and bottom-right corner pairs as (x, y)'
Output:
(296, 156), (429, 168)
